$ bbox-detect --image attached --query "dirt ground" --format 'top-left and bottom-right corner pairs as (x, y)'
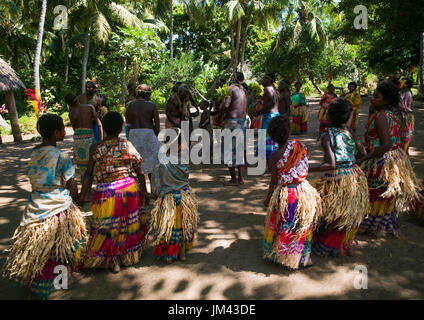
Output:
(1, 96), (424, 300)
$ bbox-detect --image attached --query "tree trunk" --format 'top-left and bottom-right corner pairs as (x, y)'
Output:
(170, 0), (174, 59)
(5, 91), (22, 142)
(420, 32), (424, 94)
(240, 12), (252, 72)
(82, 26), (91, 94)
(64, 35), (69, 84)
(229, 21), (236, 77)
(120, 59), (127, 105)
(234, 17), (242, 72)
(34, 0), (47, 92)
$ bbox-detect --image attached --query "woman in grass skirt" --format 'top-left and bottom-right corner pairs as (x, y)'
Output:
(263, 115), (321, 269)
(357, 81), (422, 237)
(310, 98), (368, 257)
(78, 111), (149, 273)
(3, 114), (86, 299)
(150, 128), (199, 263)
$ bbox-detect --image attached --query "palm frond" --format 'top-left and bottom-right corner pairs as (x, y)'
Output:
(92, 13), (111, 43)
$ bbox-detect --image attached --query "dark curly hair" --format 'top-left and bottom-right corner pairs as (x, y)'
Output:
(36, 113), (64, 139)
(376, 80), (401, 110)
(328, 98), (352, 127)
(102, 111), (123, 135)
(267, 115), (290, 145)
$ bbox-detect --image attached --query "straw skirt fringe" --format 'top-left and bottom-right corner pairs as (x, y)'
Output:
(150, 186), (199, 246)
(263, 181), (322, 269)
(3, 204), (87, 284)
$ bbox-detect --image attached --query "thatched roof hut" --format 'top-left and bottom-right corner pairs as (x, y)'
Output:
(0, 58), (25, 92)
(0, 58), (25, 142)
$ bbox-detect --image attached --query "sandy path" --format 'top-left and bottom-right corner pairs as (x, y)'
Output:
(1, 97), (424, 300)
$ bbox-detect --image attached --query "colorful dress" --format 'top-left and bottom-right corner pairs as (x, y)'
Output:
(254, 111), (280, 159)
(3, 146), (86, 299)
(318, 93), (337, 137)
(313, 128), (368, 257)
(150, 154), (199, 262)
(345, 91), (362, 131)
(290, 92), (308, 134)
(399, 90), (414, 152)
(359, 110), (422, 236)
(84, 137), (149, 268)
(263, 139), (322, 269)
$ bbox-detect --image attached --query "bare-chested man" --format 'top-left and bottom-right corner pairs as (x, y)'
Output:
(278, 79), (291, 117)
(78, 81), (103, 141)
(126, 84), (161, 181)
(256, 73), (281, 161)
(165, 83), (199, 137)
(78, 81), (102, 112)
(220, 75), (248, 186)
(65, 92), (103, 180)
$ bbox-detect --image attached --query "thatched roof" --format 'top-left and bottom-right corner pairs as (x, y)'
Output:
(0, 58), (25, 92)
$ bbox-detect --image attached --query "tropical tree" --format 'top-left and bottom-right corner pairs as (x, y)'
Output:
(33, 0), (47, 92)
(65, 0), (144, 93)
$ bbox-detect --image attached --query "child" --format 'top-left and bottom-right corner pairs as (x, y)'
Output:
(309, 98), (368, 257)
(150, 128), (199, 263)
(318, 84), (338, 140)
(78, 111), (149, 273)
(3, 114), (87, 299)
(357, 81), (422, 237)
(290, 81), (308, 134)
(263, 115), (321, 269)
(345, 82), (362, 132)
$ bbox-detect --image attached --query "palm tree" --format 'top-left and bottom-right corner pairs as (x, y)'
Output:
(281, 0), (330, 49)
(223, 0), (285, 76)
(66, 0), (144, 93)
(34, 0), (47, 92)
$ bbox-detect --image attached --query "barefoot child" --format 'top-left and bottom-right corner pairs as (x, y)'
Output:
(150, 128), (199, 263)
(310, 98), (368, 257)
(78, 111), (149, 273)
(3, 114), (87, 299)
(357, 81), (422, 237)
(263, 115), (321, 269)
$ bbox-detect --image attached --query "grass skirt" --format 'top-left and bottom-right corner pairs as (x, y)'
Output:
(311, 165), (369, 256)
(359, 148), (422, 235)
(2, 204), (86, 299)
(84, 177), (149, 268)
(263, 181), (322, 269)
(151, 187), (199, 261)
(290, 105), (308, 134)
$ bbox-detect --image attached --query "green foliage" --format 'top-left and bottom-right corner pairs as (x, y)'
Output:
(215, 84), (229, 103)
(246, 81), (263, 99)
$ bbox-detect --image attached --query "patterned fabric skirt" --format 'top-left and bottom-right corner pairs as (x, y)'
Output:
(3, 205), (86, 299)
(400, 113), (414, 152)
(263, 181), (321, 269)
(312, 165), (368, 257)
(347, 108), (359, 131)
(359, 149), (422, 236)
(73, 129), (94, 179)
(152, 187), (199, 262)
(290, 105), (308, 134)
(84, 177), (149, 268)
(255, 113), (280, 159)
